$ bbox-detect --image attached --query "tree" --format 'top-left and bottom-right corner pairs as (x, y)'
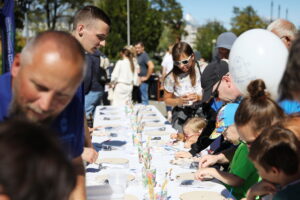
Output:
(153, 0), (185, 50)
(15, 0), (92, 31)
(97, 0), (184, 60)
(194, 20), (227, 62)
(231, 6), (267, 36)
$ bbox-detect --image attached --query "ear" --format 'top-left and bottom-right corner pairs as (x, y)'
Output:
(270, 166), (280, 175)
(11, 54), (21, 78)
(77, 24), (85, 37)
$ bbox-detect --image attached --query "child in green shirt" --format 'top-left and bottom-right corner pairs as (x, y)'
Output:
(195, 103), (259, 199)
(248, 121), (300, 200)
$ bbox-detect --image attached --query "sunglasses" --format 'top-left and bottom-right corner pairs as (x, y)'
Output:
(174, 55), (192, 66)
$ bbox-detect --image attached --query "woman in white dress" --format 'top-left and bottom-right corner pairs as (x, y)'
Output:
(110, 47), (139, 106)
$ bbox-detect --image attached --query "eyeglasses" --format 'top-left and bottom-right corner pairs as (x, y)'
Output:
(174, 55), (192, 66)
(210, 79), (222, 100)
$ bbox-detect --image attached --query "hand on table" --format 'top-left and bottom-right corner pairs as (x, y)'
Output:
(81, 147), (98, 163)
(194, 167), (215, 180)
(245, 180), (276, 200)
(198, 154), (219, 168)
(175, 151), (192, 158)
(170, 133), (178, 140)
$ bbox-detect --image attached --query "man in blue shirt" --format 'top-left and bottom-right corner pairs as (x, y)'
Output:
(0, 31), (86, 199)
(135, 42), (154, 105)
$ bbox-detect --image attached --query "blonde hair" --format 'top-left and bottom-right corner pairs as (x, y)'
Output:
(183, 117), (207, 134)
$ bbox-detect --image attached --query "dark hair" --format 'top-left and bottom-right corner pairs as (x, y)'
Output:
(135, 41), (144, 47)
(171, 42), (196, 86)
(0, 120), (76, 200)
(121, 47), (135, 73)
(235, 79), (285, 135)
(279, 32), (300, 100)
(249, 125), (300, 175)
(73, 5), (111, 30)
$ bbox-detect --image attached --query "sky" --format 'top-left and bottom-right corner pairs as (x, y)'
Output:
(176, 0), (300, 29)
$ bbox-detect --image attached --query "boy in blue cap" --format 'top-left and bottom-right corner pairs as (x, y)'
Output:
(195, 103), (259, 199)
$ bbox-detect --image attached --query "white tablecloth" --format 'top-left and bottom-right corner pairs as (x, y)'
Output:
(86, 105), (232, 200)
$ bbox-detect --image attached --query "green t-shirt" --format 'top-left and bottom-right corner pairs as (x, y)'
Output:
(273, 180), (300, 200)
(226, 143), (260, 200)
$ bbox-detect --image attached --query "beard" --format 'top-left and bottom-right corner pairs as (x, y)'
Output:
(8, 97), (55, 126)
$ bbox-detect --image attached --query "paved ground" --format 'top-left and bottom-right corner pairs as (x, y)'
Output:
(149, 100), (167, 117)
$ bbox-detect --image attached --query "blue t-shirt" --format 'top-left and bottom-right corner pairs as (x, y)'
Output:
(279, 100), (300, 115)
(137, 52), (150, 77)
(0, 73), (84, 159)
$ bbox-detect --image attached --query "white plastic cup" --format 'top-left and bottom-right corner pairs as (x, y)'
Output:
(108, 169), (128, 199)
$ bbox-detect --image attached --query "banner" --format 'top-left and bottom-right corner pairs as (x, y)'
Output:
(0, 0), (15, 74)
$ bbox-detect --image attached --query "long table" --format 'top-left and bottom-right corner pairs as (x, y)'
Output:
(86, 105), (233, 200)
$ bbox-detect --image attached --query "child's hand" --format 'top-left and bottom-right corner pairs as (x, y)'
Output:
(170, 133), (178, 139)
(246, 180), (276, 200)
(198, 154), (219, 168)
(194, 167), (215, 180)
(175, 151), (192, 158)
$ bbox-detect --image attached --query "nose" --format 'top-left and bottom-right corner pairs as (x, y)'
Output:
(39, 92), (55, 112)
(99, 40), (106, 47)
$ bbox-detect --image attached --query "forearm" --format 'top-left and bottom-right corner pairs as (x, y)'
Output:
(70, 157), (86, 200)
(145, 61), (154, 80)
(69, 175), (86, 200)
(164, 97), (182, 107)
(210, 168), (244, 187)
(215, 153), (230, 164)
(84, 116), (93, 148)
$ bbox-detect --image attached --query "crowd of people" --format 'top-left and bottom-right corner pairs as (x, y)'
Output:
(0, 3), (299, 200)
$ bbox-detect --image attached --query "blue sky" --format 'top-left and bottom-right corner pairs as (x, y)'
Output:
(176, 0), (300, 29)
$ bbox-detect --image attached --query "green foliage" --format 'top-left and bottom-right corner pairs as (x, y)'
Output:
(231, 6), (267, 36)
(15, 0), (93, 31)
(194, 20), (227, 62)
(97, 0), (183, 60)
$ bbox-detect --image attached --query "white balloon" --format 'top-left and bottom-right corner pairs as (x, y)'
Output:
(229, 29), (288, 100)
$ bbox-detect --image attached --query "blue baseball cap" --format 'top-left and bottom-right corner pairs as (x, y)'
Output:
(209, 103), (239, 139)
(216, 32), (237, 50)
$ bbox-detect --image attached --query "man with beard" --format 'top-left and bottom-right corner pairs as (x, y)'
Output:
(0, 31), (87, 200)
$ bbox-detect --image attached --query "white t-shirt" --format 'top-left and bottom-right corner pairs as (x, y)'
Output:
(164, 65), (202, 97)
(161, 52), (173, 74)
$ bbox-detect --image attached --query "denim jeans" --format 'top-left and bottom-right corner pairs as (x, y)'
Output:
(139, 82), (149, 105)
(85, 90), (103, 118)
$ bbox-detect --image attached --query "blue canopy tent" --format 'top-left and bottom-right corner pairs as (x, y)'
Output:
(0, 0), (15, 74)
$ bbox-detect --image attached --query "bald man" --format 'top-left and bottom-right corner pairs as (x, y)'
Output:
(0, 31), (87, 199)
(267, 19), (297, 49)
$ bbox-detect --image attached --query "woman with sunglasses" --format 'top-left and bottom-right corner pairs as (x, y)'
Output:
(164, 42), (202, 132)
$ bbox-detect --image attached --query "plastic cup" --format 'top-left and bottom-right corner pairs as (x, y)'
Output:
(108, 169), (128, 199)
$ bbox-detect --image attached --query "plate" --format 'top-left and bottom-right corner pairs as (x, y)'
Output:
(144, 122), (165, 127)
(95, 174), (135, 184)
(144, 131), (169, 136)
(176, 172), (195, 181)
(95, 157), (129, 165)
(180, 191), (225, 200)
(124, 194), (138, 200)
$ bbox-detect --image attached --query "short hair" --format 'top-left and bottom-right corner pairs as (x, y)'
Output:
(267, 19), (297, 41)
(21, 31), (85, 67)
(183, 117), (207, 134)
(0, 120), (76, 200)
(279, 33), (300, 100)
(249, 125), (300, 175)
(135, 41), (144, 47)
(235, 79), (285, 135)
(73, 5), (111, 30)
